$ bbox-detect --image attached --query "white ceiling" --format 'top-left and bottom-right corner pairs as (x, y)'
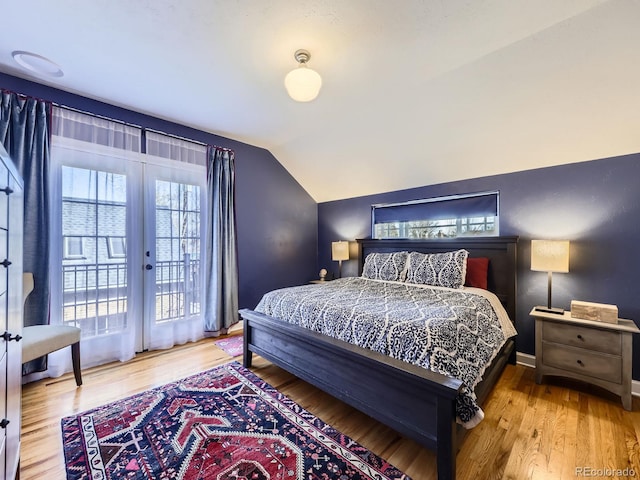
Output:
(1, 0), (639, 202)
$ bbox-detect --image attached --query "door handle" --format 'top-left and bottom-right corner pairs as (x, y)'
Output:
(2, 332), (22, 342)
(145, 264), (153, 270)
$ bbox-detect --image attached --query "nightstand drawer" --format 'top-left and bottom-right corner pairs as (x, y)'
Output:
(542, 321), (621, 355)
(542, 343), (622, 384)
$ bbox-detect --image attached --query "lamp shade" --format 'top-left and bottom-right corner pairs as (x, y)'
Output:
(284, 65), (322, 102)
(531, 240), (570, 273)
(331, 241), (349, 261)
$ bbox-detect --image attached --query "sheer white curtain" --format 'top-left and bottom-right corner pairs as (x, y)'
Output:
(36, 108), (143, 380)
(146, 130), (206, 166)
(52, 107), (142, 152)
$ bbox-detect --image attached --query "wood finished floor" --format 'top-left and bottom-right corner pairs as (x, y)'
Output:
(21, 335), (640, 480)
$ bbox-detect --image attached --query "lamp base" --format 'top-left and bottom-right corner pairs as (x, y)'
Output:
(534, 305), (565, 315)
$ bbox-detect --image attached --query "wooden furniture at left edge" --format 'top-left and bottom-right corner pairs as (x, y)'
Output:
(240, 236), (518, 480)
(0, 144), (23, 480)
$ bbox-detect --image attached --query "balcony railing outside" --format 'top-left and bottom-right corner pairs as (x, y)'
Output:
(155, 254), (201, 323)
(62, 256), (201, 338)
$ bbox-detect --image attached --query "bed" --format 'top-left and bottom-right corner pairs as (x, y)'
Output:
(239, 236), (518, 480)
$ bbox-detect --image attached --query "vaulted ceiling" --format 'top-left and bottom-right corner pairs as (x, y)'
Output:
(1, 0), (638, 202)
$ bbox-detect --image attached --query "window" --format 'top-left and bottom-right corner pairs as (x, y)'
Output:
(107, 236), (127, 258)
(63, 236), (85, 259)
(372, 192), (499, 239)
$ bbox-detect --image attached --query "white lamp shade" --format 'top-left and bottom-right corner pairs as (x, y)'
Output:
(284, 65), (322, 102)
(531, 240), (570, 273)
(331, 241), (350, 261)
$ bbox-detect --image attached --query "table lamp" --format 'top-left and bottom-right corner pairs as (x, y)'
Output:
(331, 241), (349, 278)
(531, 239), (570, 314)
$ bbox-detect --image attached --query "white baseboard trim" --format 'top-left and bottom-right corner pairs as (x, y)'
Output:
(516, 351), (535, 368)
(515, 351), (640, 397)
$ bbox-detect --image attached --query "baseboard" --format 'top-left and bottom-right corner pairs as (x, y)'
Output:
(516, 351), (535, 368)
(515, 351), (640, 397)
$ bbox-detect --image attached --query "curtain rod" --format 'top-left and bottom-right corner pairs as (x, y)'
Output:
(55, 104), (143, 130)
(1, 87), (52, 106)
(146, 127), (206, 146)
(60, 107), (233, 153)
(146, 128), (234, 153)
(65, 107), (234, 154)
(2, 87), (234, 154)
(1, 88), (140, 130)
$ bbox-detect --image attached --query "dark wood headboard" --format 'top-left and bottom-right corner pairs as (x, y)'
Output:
(356, 236), (519, 322)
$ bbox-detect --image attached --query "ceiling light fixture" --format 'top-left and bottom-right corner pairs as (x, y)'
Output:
(11, 50), (64, 78)
(284, 49), (322, 102)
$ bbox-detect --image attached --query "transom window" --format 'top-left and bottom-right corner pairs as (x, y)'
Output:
(372, 192), (499, 239)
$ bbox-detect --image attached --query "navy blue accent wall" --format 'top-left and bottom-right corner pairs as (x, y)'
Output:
(319, 154), (640, 378)
(1, 73), (318, 310)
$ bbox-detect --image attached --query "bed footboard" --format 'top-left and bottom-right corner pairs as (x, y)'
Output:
(240, 308), (462, 480)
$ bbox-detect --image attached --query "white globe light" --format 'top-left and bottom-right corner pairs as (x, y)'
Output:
(285, 65), (322, 102)
(284, 50), (322, 102)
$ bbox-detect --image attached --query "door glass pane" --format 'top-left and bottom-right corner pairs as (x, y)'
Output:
(154, 180), (201, 323)
(61, 166), (128, 337)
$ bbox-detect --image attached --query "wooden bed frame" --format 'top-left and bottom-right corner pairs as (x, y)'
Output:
(240, 236), (518, 480)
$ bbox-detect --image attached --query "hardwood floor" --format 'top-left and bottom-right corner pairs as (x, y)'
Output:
(21, 336), (640, 479)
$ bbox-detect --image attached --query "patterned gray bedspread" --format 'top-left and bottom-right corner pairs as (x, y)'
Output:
(255, 277), (516, 428)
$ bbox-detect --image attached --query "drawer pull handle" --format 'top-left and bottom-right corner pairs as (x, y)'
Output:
(0, 186), (13, 196)
(0, 259), (11, 268)
(577, 359), (584, 366)
(0, 418), (9, 429)
(576, 334), (584, 341)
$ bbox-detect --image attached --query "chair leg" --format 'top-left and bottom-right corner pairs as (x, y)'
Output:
(71, 342), (82, 387)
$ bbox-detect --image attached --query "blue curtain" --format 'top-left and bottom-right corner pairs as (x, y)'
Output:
(0, 91), (51, 374)
(204, 147), (238, 336)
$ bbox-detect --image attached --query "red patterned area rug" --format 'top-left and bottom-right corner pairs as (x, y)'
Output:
(61, 361), (411, 480)
(214, 335), (243, 357)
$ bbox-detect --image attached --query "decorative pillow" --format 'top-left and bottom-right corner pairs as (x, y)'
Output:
(465, 257), (489, 290)
(361, 251), (408, 282)
(405, 249), (469, 289)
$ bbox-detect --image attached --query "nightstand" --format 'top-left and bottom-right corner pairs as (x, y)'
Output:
(532, 308), (640, 410)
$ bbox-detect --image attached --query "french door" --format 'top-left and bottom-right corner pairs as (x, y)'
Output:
(143, 164), (205, 350)
(50, 139), (206, 366)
